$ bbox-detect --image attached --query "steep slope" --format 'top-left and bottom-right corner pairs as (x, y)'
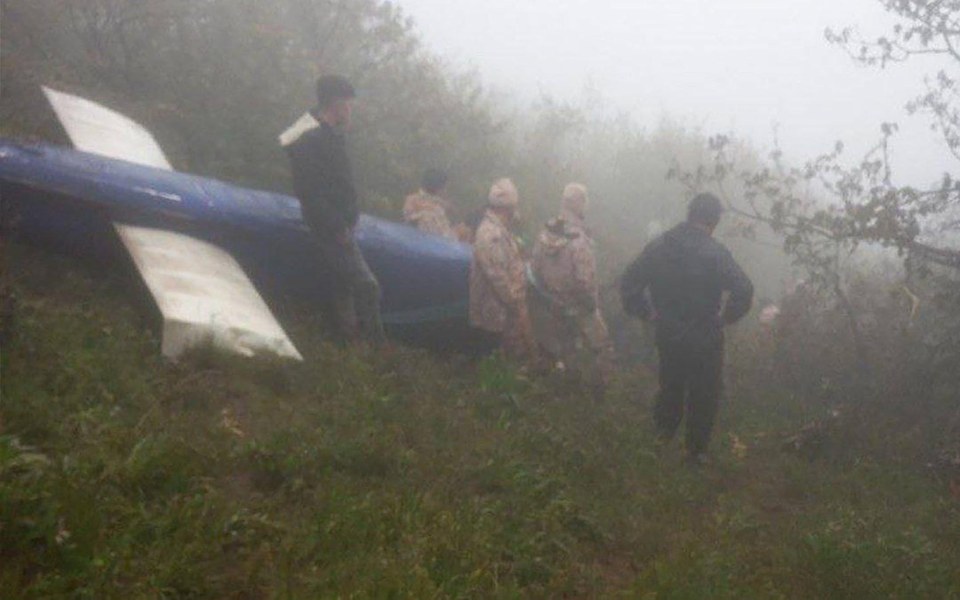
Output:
(1, 244), (958, 598)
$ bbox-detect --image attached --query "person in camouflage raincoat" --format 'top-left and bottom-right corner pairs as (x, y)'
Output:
(403, 169), (458, 241)
(530, 183), (616, 390)
(469, 178), (538, 362)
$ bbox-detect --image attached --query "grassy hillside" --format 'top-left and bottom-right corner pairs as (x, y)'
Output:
(2, 243), (959, 598)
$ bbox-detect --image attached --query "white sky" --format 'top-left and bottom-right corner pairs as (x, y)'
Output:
(398, 0), (956, 187)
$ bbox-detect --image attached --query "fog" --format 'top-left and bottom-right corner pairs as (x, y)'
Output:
(3, 1), (960, 594)
(400, 0), (954, 187)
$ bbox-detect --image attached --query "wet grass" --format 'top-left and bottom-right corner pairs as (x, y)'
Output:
(2, 244), (959, 598)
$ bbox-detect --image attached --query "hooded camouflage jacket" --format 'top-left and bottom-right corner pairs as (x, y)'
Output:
(530, 212), (598, 315)
(470, 210), (526, 333)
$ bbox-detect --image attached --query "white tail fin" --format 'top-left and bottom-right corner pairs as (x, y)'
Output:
(115, 224), (302, 361)
(43, 86), (173, 171)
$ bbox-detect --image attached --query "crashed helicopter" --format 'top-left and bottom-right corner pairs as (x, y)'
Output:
(0, 88), (482, 361)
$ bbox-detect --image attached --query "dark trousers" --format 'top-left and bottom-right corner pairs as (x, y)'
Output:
(654, 336), (724, 455)
(315, 235), (384, 345)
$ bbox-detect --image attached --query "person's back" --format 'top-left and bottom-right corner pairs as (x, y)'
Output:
(530, 183), (615, 390)
(621, 193), (753, 464)
(628, 221), (752, 344)
(403, 190), (456, 240)
(403, 169), (464, 241)
(532, 220), (596, 307)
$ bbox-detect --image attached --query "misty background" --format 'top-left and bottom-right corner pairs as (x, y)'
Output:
(3, 2), (960, 595)
(401, 0), (954, 187)
(1, 0), (957, 355)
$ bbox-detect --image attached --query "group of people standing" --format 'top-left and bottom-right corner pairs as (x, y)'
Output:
(401, 169), (615, 393)
(463, 178), (616, 393)
(282, 74), (754, 464)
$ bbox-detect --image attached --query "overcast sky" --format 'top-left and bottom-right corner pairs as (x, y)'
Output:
(398, 0), (954, 187)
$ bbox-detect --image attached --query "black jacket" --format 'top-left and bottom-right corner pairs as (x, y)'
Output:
(621, 222), (754, 341)
(283, 114), (359, 235)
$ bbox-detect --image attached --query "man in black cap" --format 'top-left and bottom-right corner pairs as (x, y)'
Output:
(280, 75), (384, 344)
(620, 193), (753, 464)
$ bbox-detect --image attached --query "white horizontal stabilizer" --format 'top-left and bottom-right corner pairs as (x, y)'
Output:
(115, 224), (302, 361)
(41, 85), (302, 361)
(43, 86), (173, 171)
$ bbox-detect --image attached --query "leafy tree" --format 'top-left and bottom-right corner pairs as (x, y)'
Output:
(0, 0), (785, 363)
(826, 0), (960, 265)
(670, 0), (960, 379)
(0, 0), (510, 214)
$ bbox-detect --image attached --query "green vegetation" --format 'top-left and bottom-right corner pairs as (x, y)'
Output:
(3, 0), (959, 595)
(3, 245), (958, 598)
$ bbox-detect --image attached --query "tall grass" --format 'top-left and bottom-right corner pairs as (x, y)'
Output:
(2, 244), (958, 598)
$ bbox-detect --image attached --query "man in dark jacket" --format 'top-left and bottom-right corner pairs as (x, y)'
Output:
(621, 193), (753, 464)
(280, 75), (384, 344)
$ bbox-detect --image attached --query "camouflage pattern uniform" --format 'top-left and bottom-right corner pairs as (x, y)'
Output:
(470, 210), (537, 361)
(530, 208), (616, 386)
(403, 190), (458, 240)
